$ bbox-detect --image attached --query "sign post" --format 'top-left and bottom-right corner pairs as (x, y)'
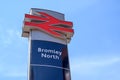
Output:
(22, 8), (74, 80)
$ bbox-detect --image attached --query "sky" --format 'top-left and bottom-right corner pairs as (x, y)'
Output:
(0, 0), (120, 80)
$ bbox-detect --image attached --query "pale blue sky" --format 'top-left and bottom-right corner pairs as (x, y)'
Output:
(0, 0), (120, 80)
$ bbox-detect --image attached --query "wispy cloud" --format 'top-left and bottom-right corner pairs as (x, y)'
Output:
(0, 61), (27, 78)
(70, 55), (120, 75)
(5, 68), (27, 78)
(0, 21), (28, 78)
(0, 27), (26, 47)
(0, 56), (28, 78)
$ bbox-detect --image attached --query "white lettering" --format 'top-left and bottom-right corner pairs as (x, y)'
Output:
(41, 53), (59, 60)
(38, 48), (62, 56)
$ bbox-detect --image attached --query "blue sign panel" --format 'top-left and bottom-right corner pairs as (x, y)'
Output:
(30, 40), (71, 80)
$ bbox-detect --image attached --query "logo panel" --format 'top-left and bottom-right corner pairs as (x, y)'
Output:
(22, 10), (74, 42)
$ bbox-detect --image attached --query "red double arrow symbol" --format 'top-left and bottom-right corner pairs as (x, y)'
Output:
(24, 12), (74, 40)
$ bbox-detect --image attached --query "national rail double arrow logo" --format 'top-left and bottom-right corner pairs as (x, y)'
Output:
(22, 11), (74, 41)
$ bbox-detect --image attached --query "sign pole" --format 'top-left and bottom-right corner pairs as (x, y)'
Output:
(22, 8), (74, 80)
